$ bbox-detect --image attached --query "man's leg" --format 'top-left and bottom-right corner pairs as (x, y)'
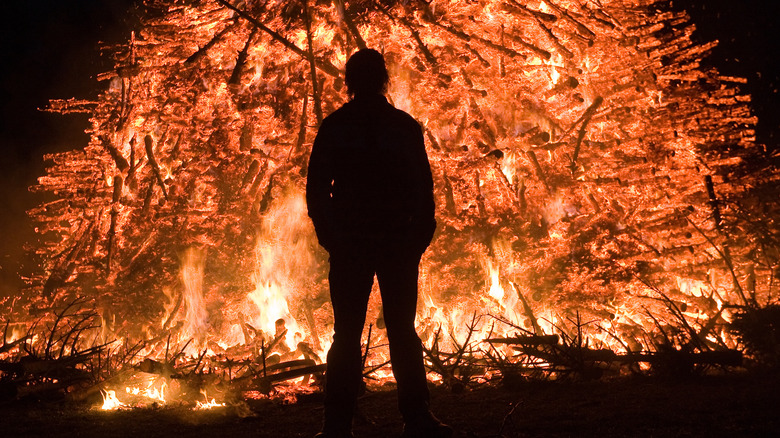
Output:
(322, 249), (374, 434)
(375, 249), (430, 420)
(377, 247), (453, 438)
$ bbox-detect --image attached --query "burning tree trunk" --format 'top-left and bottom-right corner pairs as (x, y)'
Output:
(17, 0), (776, 363)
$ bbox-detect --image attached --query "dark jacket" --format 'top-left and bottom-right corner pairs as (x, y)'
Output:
(306, 94), (435, 253)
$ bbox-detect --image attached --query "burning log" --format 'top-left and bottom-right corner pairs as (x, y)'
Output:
(375, 3), (439, 73)
(240, 159), (262, 190)
(569, 96), (604, 173)
(524, 150), (550, 193)
(136, 358), (175, 377)
(704, 175), (722, 228)
(100, 136), (130, 172)
(501, 29), (552, 61)
(543, 0), (596, 40)
(106, 175), (123, 273)
(254, 359), (326, 393)
(228, 28), (258, 86)
(44, 98), (97, 114)
(143, 135), (167, 200)
(185, 20), (238, 65)
(486, 335), (560, 346)
(505, 0), (558, 23)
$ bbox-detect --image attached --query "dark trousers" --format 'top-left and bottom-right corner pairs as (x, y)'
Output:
(323, 240), (430, 432)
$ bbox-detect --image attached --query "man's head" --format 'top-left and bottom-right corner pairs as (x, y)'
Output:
(345, 48), (389, 98)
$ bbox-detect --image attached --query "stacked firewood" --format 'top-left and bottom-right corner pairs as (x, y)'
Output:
(18, 0), (773, 368)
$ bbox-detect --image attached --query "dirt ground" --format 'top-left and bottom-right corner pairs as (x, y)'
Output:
(2, 373), (779, 438)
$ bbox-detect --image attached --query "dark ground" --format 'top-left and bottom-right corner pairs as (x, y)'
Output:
(2, 374), (779, 438)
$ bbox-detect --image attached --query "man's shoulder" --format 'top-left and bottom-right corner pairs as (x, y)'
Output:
(317, 105), (352, 138)
(389, 105), (420, 126)
(320, 98), (422, 133)
(321, 104), (349, 124)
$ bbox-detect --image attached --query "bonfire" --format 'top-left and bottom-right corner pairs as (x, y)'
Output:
(2, 0), (778, 407)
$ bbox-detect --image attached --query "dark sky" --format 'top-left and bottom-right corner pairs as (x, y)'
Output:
(677, 0), (779, 146)
(0, 0), (136, 295)
(0, 0), (777, 297)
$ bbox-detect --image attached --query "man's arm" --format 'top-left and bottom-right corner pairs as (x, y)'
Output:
(306, 121), (336, 252)
(412, 123), (436, 250)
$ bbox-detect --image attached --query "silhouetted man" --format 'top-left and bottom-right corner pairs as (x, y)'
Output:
(307, 49), (452, 438)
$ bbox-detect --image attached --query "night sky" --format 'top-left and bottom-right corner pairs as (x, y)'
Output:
(0, 0), (777, 297)
(0, 0), (136, 295)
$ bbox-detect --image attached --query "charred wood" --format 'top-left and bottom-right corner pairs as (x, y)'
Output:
(228, 28), (257, 86)
(144, 135), (168, 200)
(184, 20), (238, 65)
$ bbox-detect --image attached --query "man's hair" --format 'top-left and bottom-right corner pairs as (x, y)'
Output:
(345, 48), (389, 97)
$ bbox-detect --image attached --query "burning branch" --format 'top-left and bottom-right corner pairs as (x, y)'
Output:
(686, 215), (752, 306)
(228, 28), (258, 86)
(185, 20), (238, 65)
(334, 0), (366, 50)
(215, 0), (341, 77)
(302, 0), (322, 124)
(143, 135), (168, 200)
(569, 96), (604, 173)
(422, 313), (484, 390)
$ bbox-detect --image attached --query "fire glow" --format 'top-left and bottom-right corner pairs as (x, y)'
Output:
(2, 0), (771, 408)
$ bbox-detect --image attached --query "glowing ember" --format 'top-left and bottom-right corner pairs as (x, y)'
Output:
(125, 381), (167, 404)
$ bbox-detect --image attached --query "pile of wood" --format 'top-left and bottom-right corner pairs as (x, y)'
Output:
(0, 299), (108, 401)
(12, 0), (778, 378)
(0, 298), (327, 404)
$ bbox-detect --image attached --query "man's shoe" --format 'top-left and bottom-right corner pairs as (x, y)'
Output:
(401, 413), (454, 438)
